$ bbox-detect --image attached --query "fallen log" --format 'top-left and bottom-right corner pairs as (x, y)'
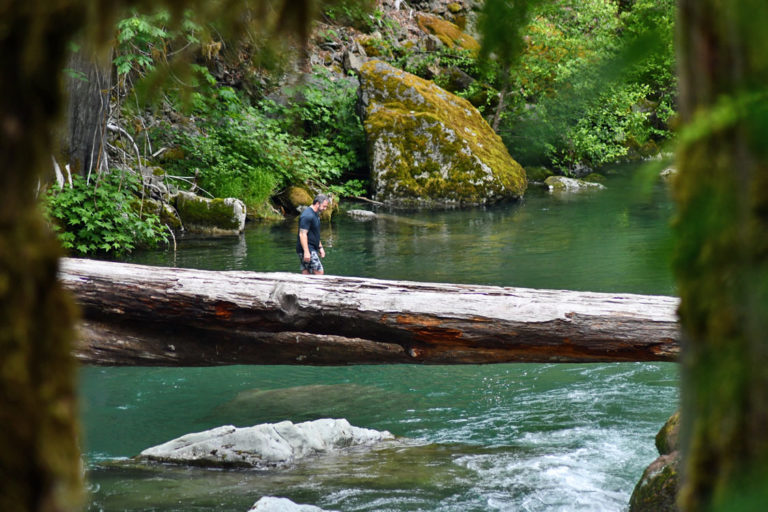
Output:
(59, 258), (680, 366)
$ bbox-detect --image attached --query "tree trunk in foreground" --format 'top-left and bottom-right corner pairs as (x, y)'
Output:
(60, 258), (680, 366)
(675, 1), (768, 510)
(0, 6), (84, 512)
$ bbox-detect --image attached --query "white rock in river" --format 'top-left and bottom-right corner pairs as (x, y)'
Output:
(545, 176), (607, 193)
(249, 496), (337, 512)
(139, 418), (393, 468)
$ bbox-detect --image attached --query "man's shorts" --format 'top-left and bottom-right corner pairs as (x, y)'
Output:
(299, 250), (323, 273)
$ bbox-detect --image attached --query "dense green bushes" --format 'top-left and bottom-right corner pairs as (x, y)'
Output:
(156, 67), (366, 210)
(498, 0), (677, 172)
(44, 172), (168, 255)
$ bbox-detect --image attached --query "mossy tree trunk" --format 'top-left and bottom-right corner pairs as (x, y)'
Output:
(675, 1), (768, 510)
(0, 6), (86, 512)
(0, 2), (331, 511)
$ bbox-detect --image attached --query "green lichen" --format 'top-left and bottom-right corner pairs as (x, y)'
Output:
(416, 13), (479, 51)
(359, 60), (526, 205)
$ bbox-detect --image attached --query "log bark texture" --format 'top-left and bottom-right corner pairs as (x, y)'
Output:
(59, 258), (680, 366)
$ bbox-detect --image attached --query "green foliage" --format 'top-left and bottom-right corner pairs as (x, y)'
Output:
(497, 0), (677, 171)
(327, 178), (368, 198)
(158, 68), (367, 209)
(263, 67), (367, 183)
(44, 172), (168, 256)
(322, 0), (377, 32)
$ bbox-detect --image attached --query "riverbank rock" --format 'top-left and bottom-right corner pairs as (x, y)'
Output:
(173, 191), (246, 235)
(138, 418), (394, 469)
(629, 411), (680, 512)
(347, 209), (378, 220)
(357, 59), (527, 206)
(249, 497), (337, 512)
(544, 176), (607, 193)
(138, 198), (183, 231)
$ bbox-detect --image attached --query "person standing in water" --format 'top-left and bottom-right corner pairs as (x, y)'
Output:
(296, 193), (330, 275)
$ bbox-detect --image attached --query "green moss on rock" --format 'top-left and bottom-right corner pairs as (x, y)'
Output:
(416, 13), (479, 51)
(655, 411), (680, 455)
(174, 191), (246, 235)
(629, 453), (679, 512)
(358, 60), (526, 206)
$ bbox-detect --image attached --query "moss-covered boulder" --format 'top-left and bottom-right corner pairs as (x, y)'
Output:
(174, 191), (246, 235)
(655, 411), (680, 455)
(357, 60), (526, 206)
(281, 186), (314, 213)
(139, 198), (183, 231)
(629, 452), (679, 512)
(416, 13), (479, 51)
(629, 411), (680, 512)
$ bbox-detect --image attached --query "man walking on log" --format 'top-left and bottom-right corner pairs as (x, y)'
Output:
(296, 194), (330, 275)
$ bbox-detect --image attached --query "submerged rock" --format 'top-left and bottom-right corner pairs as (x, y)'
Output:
(357, 60), (526, 206)
(249, 497), (337, 512)
(138, 418), (394, 469)
(544, 176), (606, 193)
(347, 209), (378, 220)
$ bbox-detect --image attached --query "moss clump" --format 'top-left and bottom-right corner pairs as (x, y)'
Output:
(583, 173), (607, 184)
(247, 201), (284, 222)
(416, 13), (479, 52)
(285, 186), (313, 210)
(447, 2), (463, 14)
(655, 411), (680, 455)
(359, 60), (526, 206)
(526, 166), (555, 183)
(628, 453), (679, 512)
(357, 34), (392, 58)
(174, 191), (245, 234)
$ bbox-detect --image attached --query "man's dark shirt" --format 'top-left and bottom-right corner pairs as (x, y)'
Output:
(296, 206), (321, 254)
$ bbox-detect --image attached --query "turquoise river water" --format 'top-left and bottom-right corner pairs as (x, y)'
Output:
(81, 165), (680, 511)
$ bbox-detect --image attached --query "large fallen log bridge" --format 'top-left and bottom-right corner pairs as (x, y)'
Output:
(59, 258), (680, 366)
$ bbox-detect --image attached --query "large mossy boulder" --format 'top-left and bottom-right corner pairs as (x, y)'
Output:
(174, 191), (246, 235)
(357, 60), (527, 206)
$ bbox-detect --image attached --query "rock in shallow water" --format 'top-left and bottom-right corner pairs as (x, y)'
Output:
(138, 418), (394, 468)
(249, 496), (337, 512)
(544, 176), (607, 193)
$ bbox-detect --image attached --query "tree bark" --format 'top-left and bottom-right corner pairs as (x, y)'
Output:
(0, 6), (85, 512)
(675, 1), (768, 510)
(60, 42), (113, 178)
(60, 258), (680, 366)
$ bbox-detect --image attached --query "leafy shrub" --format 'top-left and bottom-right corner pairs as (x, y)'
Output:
(498, 0), (676, 171)
(44, 172), (168, 255)
(159, 68), (367, 206)
(322, 0), (377, 32)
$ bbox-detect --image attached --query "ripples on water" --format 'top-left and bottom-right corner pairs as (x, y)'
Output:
(86, 166), (679, 511)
